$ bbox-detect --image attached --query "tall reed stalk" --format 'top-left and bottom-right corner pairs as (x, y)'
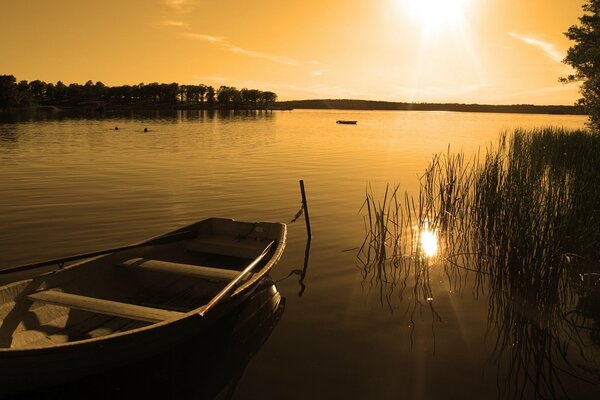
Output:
(358, 127), (600, 399)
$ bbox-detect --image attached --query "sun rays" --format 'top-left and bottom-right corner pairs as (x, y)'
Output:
(391, 0), (485, 103)
(398, 0), (471, 34)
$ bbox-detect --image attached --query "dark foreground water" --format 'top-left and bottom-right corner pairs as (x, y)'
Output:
(0, 110), (597, 399)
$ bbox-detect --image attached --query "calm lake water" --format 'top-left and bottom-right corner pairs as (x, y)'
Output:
(0, 109), (597, 399)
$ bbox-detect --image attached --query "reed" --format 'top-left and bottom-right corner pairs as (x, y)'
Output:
(358, 127), (600, 398)
(475, 128), (600, 399)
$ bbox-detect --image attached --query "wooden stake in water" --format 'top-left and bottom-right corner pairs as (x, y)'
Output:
(299, 180), (312, 239)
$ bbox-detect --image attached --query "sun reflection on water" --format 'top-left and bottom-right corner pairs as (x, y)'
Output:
(419, 227), (439, 258)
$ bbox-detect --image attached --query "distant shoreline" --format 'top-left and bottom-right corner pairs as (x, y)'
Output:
(1, 99), (585, 116)
(276, 99), (586, 115)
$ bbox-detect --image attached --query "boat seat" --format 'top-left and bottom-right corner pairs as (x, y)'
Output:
(118, 258), (249, 282)
(184, 235), (267, 259)
(26, 290), (185, 323)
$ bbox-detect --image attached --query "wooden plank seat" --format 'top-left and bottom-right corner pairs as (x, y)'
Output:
(119, 258), (249, 282)
(26, 290), (185, 323)
(184, 235), (267, 259)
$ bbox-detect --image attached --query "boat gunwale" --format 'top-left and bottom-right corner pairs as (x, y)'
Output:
(0, 218), (287, 354)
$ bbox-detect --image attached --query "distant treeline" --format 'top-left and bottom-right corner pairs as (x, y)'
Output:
(277, 99), (585, 115)
(0, 75), (277, 110)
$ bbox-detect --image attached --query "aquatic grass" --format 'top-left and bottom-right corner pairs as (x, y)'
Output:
(358, 184), (409, 310)
(357, 149), (478, 333)
(463, 128), (600, 399)
(480, 129), (600, 398)
(358, 126), (600, 398)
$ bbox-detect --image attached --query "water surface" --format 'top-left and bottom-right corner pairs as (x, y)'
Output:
(0, 110), (596, 399)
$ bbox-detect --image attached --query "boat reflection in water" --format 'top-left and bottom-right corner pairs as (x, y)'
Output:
(8, 280), (285, 399)
(358, 131), (600, 398)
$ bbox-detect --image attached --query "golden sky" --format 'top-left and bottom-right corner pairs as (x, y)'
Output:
(0, 0), (585, 104)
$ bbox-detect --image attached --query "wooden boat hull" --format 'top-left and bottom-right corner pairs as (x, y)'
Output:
(0, 218), (286, 395)
(1, 313), (204, 391)
(13, 280), (284, 398)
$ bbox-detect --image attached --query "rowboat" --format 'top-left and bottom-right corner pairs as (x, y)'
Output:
(17, 279), (285, 398)
(0, 217), (286, 393)
(336, 120), (357, 124)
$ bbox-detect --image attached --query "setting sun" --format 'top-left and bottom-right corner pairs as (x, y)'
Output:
(400, 0), (471, 33)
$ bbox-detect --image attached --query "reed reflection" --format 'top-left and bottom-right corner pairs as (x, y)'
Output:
(358, 184), (445, 335)
(359, 128), (600, 398)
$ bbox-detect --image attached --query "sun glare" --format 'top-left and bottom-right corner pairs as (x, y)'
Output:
(400, 0), (470, 33)
(412, 219), (439, 258)
(420, 229), (439, 258)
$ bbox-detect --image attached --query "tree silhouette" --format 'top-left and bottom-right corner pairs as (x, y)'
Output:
(0, 75), (19, 108)
(44, 82), (55, 100)
(206, 86), (216, 105)
(16, 80), (31, 106)
(54, 81), (67, 101)
(241, 88), (261, 106)
(197, 84), (208, 105)
(260, 91), (277, 108)
(0, 75), (277, 110)
(563, 0), (600, 131)
(28, 80), (45, 99)
(67, 83), (84, 104)
(217, 86), (240, 107)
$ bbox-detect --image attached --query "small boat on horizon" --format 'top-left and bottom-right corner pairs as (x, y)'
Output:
(336, 120), (357, 124)
(0, 217), (286, 394)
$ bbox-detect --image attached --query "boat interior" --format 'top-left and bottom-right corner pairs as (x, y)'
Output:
(0, 219), (284, 350)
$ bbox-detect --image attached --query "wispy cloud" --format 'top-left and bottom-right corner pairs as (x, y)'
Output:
(183, 32), (224, 43)
(159, 20), (188, 28)
(311, 69), (329, 76)
(159, 0), (325, 71)
(508, 32), (564, 63)
(184, 32), (304, 66)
